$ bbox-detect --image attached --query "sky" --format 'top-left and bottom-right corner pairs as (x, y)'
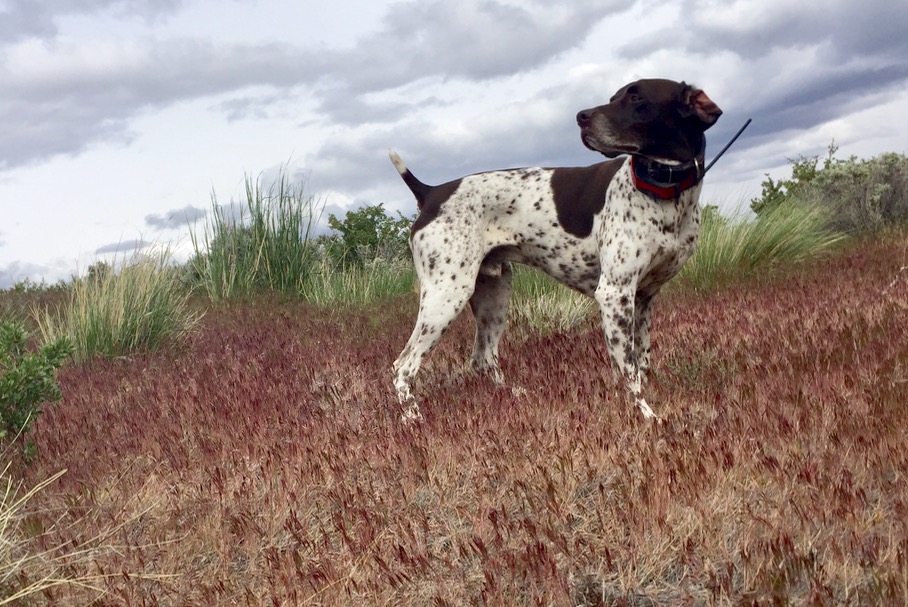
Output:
(1, 0), (907, 288)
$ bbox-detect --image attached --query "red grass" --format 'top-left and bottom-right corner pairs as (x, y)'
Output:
(11, 234), (908, 605)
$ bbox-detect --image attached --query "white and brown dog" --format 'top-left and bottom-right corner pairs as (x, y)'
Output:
(391, 78), (722, 420)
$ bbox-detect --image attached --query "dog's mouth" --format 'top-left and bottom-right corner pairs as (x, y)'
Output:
(581, 134), (598, 151)
(582, 133), (638, 157)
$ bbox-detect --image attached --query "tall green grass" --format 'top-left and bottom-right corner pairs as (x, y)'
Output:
(36, 253), (200, 361)
(191, 172), (322, 301)
(190, 173), (423, 307)
(676, 199), (845, 291)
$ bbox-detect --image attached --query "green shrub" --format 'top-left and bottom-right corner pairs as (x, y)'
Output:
(323, 204), (412, 268)
(36, 253), (200, 361)
(803, 152), (908, 232)
(751, 144), (908, 232)
(750, 146), (835, 216)
(0, 321), (72, 443)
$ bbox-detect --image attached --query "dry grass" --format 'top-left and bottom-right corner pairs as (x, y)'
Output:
(5, 233), (908, 605)
(0, 460), (176, 604)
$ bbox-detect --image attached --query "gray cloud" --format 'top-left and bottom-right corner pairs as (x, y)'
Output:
(680, 0), (908, 61)
(0, 39), (323, 169)
(0, 0), (186, 43)
(0, 0), (626, 169)
(0, 260), (57, 289)
(94, 239), (152, 255)
(306, 74), (731, 201)
(3, 0), (907, 230)
(313, 0), (627, 114)
(145, 205), (208, 231)
(601, 0), (908, 175)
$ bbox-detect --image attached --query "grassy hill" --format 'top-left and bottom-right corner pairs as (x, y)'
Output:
(3, 229), (906, 605)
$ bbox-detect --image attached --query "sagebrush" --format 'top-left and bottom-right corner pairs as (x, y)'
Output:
(751, 145), (908, 232)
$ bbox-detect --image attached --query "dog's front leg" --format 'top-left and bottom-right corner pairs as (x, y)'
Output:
(594, 279), (657, 419)
(633, 291), (657, 378)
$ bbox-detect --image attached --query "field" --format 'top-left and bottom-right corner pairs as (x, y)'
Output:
(5, 233), (908, 605)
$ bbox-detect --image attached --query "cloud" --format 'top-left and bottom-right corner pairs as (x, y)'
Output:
(94, 239), (153, 255)
(0, 0), (186, 43)
(0, 260), (60, 289)
(3, 0), (907, 237)
(312, 0), (628, 123)
(679, 0), (908, 61)
(596, 0), (908, 178)
(0, 0), (630, 169)
(332, 0), (624, 86)
(145, 205), (208, 231)
(0, 37), (324, 169)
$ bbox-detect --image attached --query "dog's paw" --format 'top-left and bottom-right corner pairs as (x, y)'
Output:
(400, 401), (424, 424)
(636, 397), (661, 422)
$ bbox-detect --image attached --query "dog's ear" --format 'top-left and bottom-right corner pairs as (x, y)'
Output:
(679, 83), (722, 128)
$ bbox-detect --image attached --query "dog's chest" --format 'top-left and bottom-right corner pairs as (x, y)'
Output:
(597, 165), (701, 284)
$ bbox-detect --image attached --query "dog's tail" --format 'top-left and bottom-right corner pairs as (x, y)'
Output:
(389, 150), (431, 210)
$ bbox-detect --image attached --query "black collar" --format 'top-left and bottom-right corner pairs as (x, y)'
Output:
(631, 143), (706, 201)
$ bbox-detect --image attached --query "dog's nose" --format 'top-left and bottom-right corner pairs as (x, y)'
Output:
(576, 110), (592, 126)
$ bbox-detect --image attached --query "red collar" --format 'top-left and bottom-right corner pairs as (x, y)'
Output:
(631, 155), (704, 200)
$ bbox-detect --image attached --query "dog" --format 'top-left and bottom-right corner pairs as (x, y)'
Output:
(390, 78), (722, 420)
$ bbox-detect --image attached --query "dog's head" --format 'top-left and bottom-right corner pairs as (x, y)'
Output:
(577, 79), (722, 164)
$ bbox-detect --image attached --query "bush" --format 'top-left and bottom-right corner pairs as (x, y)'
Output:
(0, 321), (72, 443)
(805, 152), (908, 232)
(323, 204), (412, 268)
(751, 144), (908, 233)
(750, 146), (835, 216)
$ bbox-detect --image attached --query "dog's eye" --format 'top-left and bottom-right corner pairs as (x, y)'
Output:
(629, 94), (643, 104)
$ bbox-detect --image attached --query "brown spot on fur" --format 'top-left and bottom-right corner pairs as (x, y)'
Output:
(551, 159), (624, 237)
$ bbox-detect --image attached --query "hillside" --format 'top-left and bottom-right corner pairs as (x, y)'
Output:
(7, 232), (908, 605)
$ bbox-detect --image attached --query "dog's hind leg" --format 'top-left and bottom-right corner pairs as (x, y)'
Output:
(469, 262), (513, 383)
(393, 272), (479, 420)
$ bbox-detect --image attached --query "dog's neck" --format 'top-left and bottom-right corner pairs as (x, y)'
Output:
(630, 136), (706, 200)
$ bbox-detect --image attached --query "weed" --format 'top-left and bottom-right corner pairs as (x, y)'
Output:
(510, 266), (596, 334)
(2, 200), (907, 606)
(304, 256), (415, 308)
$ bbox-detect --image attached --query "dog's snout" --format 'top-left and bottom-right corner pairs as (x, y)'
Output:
(576, 109), (592, 126)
